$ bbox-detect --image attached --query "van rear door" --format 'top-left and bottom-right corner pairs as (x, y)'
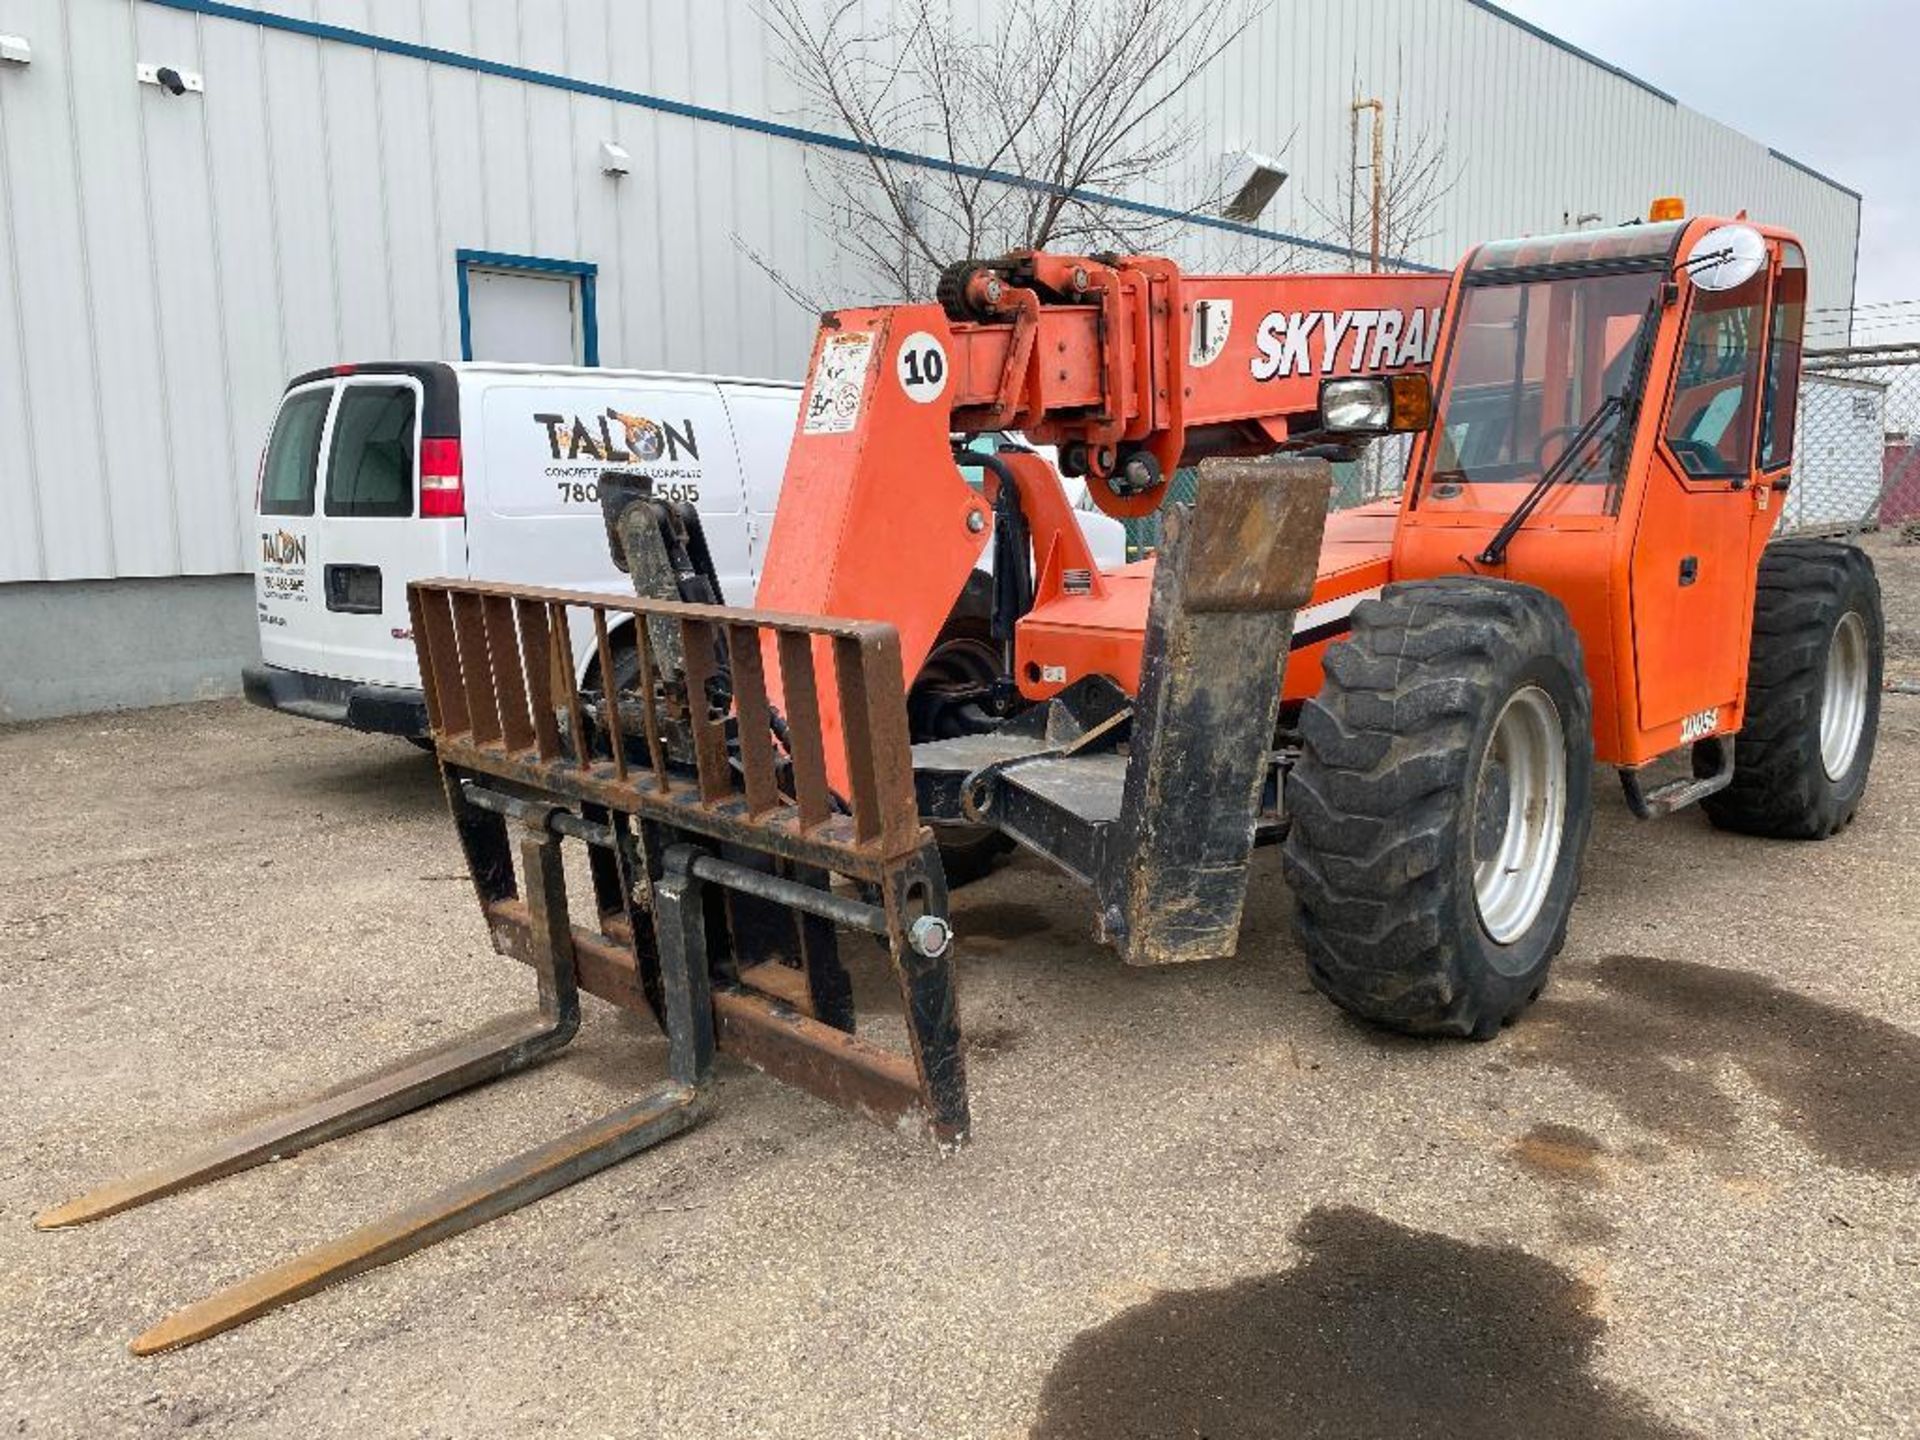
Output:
(255, 380), (334, 675)
(258, 374), (462, 688)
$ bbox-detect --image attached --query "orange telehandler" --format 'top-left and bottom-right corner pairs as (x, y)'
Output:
(40, 208), (1883, 1352)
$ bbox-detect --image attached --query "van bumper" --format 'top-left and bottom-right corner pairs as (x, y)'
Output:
(242, 664), (430, 739)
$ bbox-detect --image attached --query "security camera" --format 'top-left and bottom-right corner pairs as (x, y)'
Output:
(155, 65), (187, 95)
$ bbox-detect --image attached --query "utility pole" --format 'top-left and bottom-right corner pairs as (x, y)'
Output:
(1350, 97), (1385, 271)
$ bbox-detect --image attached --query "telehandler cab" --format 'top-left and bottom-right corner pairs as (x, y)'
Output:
(40, 208), (1882, 1352)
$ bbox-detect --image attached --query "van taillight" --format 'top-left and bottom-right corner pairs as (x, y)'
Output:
(419, 437), (464, 518)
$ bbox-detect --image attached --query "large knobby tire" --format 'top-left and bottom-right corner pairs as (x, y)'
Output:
(1282, 578), (1595, 1039)
(1702, 539), (1883, 839)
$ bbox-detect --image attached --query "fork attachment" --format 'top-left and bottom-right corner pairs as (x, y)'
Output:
(911, 457), (1332, 964)
(36, 583), (965, 1353)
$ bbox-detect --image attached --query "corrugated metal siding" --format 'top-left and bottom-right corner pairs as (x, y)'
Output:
(0, 0), (1862, 583)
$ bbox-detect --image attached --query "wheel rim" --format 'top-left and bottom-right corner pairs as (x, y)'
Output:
(1820, 610), (1870, 781)
(1472, 685), (1567, 946)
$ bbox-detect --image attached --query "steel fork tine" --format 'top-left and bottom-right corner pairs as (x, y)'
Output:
(34, 1013), (571, 1230)
(38, 825), (584, 1232)
(130, 1084), (703, 1355)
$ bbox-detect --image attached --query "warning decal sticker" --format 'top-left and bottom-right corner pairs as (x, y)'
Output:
(802, 331), (877, 435)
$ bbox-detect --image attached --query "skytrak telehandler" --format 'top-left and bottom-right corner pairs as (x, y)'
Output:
(40, 206), (1883, 1353)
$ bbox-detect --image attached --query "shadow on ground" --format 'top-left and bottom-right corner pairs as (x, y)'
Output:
(1516, 954), (1920, 1174)
(1029, 1206), (1691, 1440)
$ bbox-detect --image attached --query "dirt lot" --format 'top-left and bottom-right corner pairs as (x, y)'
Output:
(4, 550), (1919, 1438)
(1871, 532), (1920, 689)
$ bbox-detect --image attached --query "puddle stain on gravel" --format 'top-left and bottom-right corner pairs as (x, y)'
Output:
(1516, 955), (1920, 1175)
(1511, 1123), (1608, 1187)
(1029, 1206), (1691, 1440)
(1509, 1124), (1619, 1243)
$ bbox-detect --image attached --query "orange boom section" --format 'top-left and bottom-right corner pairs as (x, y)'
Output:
(753, 251), (1448, 779)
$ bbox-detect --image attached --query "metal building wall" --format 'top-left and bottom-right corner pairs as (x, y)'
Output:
(0, 0), (1863, 609)
(1172, 0), (1860, 307)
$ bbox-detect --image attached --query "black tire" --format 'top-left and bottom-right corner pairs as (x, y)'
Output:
(910, 581), (1018, 887)
(1702, 539), (1882, 840)
(575, 623), (641, 762)
(1282, 578), (1595, 1039)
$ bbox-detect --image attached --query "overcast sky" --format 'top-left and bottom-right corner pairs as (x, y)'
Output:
(1496, 0), (1919, 347)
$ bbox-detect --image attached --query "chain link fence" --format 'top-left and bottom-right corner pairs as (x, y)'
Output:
(1117, 349), (1920, 558)
(1793, 345), (1920, 539)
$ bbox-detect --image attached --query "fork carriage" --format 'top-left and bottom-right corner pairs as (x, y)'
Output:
(37, 578), (968, 1353)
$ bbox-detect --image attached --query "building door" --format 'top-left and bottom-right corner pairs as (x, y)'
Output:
(458, 252), (600, 365)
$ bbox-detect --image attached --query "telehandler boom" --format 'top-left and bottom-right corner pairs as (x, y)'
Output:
(39, 207), (1883, 1354)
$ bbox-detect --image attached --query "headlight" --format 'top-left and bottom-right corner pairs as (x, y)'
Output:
(1318, 373), (1434, 435)
(1320, 378), (1392, 432)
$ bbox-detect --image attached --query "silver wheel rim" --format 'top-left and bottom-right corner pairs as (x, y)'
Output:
(1820, 610), (1869, 781)
(1473, 685), (1567, 945)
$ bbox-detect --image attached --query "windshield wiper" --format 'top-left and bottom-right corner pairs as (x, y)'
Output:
(1477, 392), (1626, 566)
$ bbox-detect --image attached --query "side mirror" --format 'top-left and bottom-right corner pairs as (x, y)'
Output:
(1318, 374), (1433, 435)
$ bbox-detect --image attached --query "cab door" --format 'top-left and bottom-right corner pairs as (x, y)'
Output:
(1628, 244), (1778, 743)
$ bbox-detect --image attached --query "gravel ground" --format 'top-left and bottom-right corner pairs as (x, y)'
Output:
(4, 577), (1918, 1437)
(1866, 532), (1920, 688)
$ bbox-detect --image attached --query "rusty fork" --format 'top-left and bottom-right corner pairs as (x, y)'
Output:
(37, 578), (967, 1355)
(37, 806), (712, 1354)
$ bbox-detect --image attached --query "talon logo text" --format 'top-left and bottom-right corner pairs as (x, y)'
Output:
(533, 407), (704, 508)
(534, 409), (700, 465)
(257, 528), (309, 611)
(260, 529), (306, 566)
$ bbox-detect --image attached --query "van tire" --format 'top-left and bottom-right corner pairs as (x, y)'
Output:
(578, 623), (642, 762)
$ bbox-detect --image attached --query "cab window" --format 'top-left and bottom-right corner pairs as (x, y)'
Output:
(260, 388), (330, 517)
(325, 385), (417, 518)
(1423, 267), (1664, 511)
(1760, 242), (1807, 469)
(1664, 267), (1767, 478)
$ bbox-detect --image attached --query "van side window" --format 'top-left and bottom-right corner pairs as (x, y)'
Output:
(326, 385), (417, 518)
(1760, 242), (1807, 470)
(260, 389), (330, 517)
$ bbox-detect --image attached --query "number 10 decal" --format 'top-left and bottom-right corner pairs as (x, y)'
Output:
(896, 331), (949, 403)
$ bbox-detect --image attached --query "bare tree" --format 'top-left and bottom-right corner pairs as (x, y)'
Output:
(755, 0), (1268, 305)
(1308, 83), (1458, 272)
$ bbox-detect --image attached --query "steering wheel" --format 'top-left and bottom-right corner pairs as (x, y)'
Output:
(1532, 425), (1587, 474)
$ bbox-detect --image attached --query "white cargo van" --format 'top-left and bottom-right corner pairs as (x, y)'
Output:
(245, 361), (1125, 737)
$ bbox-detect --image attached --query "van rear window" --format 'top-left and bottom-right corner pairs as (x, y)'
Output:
(260, 389), (329, 517)
(326, 385), (417, 518)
